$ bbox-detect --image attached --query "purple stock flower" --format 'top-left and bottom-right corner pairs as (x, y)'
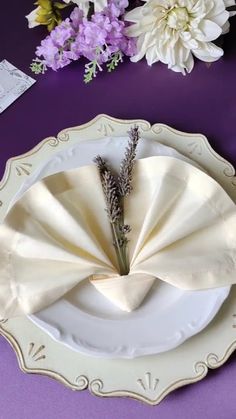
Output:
(108, 0), (129, 17)
(83, 21), (107, 46)
(34, 0), (136, 73)
(50, 18), (76, 47)
(70, 7), (83, 31)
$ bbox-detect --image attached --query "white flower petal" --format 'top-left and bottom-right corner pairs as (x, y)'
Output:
(185, 52), (195, 73)
(125, 7), (144, 23)
(94, 0), (107, 12)
(222, 20), (230, 34)
(126, 15), (156, 37)
(224, 0), (236, 17)
(125, 0), (228, 73)
(146, 46), (160, 65)
(206, 0), (226, 18)
(193, 42), (224, 62)
(63, 0), (108, 16)
(79, 1), (90, 15)
(190, 0), (208, 17)
(207, 9), (229, 27)
(197, 19), (222, 41)
(224, 0), (236, 16)
(181, 31), (199, 48)
(169, 44), (194, 73)
(131, 33), (155, 62)
(25, 7), (41, 29)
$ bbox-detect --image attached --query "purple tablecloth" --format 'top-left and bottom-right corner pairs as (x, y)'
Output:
(1, 1), (236, 418)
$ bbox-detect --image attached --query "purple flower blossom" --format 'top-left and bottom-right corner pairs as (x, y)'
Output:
(50, 19), (76, 47)
(34, 0), (136, 77)
(70, 7), (83, 31)
(83, 21), (108, 46)
(108, 0), (129, 17)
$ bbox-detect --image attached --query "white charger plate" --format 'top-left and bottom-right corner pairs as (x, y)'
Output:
(0, 115), (235, 404)
(7, 135), (229, 358)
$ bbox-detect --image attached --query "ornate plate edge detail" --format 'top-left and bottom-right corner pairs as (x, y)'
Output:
(0, 115), (236, 404)
(0, 323), (236, 405)
(1, 114), (235, 192)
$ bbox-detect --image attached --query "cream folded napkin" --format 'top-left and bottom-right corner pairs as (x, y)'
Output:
(0, 156), (236, 318)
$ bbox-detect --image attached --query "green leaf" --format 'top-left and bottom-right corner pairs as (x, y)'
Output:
(106, 51), (123, 73)
(38, 0), (52, 10)
(54, 9), (63, 20)
(36, 14), (51, 23)
(36, 9), (52, 18)
(30, 58), (47, 75)
(84, 60), (102, 84)
(47, 20), (57, 31)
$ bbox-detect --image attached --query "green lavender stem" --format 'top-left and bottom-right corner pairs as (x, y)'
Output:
(120, 243), (129, 275)
(119, 197), (129, 275)
(111, 222), (127, 275)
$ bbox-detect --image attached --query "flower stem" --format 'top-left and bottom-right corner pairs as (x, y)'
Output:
(111, 222), (128, 276)
(121, 243), (129, 275)
(119, 197), (129, 274)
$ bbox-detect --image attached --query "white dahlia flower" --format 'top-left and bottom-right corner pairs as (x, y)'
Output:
(125, 0), (234, 74)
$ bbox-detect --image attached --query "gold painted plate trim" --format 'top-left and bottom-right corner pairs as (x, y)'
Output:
(0, 115), (235, 405)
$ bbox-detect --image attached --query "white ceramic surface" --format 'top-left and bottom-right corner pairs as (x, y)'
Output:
(30, 280), (230, 358)
(10, 135), (229, 359)
(0, 116), (235, 404)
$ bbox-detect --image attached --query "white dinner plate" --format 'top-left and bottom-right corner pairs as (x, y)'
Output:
(8, 135), (230, 358)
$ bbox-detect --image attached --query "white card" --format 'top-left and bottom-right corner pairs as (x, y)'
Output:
(0, 60), (36, 113)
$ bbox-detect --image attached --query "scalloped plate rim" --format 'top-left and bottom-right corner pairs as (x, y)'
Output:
(0, 115), (235, 405)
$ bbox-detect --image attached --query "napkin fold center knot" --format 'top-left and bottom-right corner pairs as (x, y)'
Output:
(90, 273), (156, 312)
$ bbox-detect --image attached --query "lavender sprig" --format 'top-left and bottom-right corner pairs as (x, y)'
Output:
(94, 156), (127, 274)
(93, 156), (122, 223)
(118, 126), (140, 197)
(94, 126), (141, 276)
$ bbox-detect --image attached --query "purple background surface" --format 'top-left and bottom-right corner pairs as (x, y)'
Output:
(1, 1), (236, 418)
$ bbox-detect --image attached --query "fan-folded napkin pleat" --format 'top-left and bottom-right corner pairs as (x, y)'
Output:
(0, 156), (235, 317)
